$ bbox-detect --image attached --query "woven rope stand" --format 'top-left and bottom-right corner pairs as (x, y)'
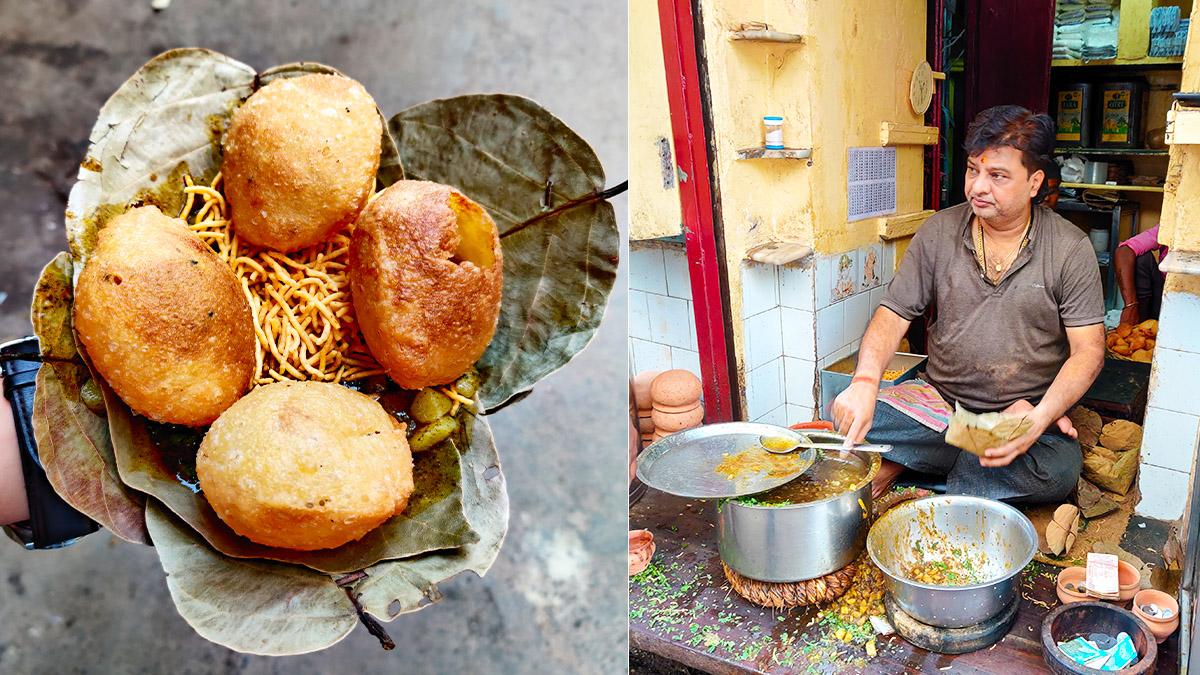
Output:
(722, 488), (933, 609)
(723, 561), (858, 608)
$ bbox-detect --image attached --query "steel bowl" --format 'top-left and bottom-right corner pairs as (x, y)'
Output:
(717, 451), (876, 582)
(867, 495), (1037, 628)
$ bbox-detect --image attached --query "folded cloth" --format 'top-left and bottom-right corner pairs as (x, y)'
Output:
(1057, 23), (1085, 33)
(1055, 37), (1085, 46)
(877, 379), (953, 433)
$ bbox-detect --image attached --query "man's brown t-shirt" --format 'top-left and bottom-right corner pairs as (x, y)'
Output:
(880, 201), (1105, 412)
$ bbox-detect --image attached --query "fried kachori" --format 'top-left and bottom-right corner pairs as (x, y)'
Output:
(349, 180), (503, 389)
(222, 73), (381, 252)
(196, 380), (414, 551)
(73, 205), (255, 426)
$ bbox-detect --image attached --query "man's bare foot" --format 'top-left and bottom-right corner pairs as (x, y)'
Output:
(871, 459), (906, 499)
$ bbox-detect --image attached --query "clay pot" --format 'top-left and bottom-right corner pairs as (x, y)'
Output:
(638, 413), (655, 434)
(632, 371), (662, 411)
(1132, 589), (1179, 643)
(653, 401), (702, 414)
(1118, 560), (1141, 602)
(651, 405), (704, 432)
(629, 530), (656, 576)
(650, 370), (702, 408)
(652, 430), (669, 442)
(1056, 566), (1090, 605)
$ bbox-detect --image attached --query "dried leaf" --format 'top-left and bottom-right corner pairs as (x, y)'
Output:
(28, 253), (149, 544)
(65, 49), (256, 275)
(390, 94), (619, 410)
(351, 411), (509, 620)
(145, 502), (358, 656)
(101, 377), (475, 574)
(945, 403), (1034, 456)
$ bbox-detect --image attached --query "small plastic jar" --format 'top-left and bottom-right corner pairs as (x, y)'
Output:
(763, 116), (784, 150)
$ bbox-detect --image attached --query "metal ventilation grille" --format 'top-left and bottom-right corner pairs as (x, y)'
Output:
(847, 147), (897, 222)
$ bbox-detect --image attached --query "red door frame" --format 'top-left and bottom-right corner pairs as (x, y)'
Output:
(656, 0), (738, 422)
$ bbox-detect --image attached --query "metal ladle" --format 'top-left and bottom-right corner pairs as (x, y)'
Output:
(759, 429), (892, 454)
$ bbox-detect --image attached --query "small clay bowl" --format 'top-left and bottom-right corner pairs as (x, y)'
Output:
(1056, 567), (1090, 605)
(637, 414), (655, 434)
(628, 530), (656, 576)
(651, 406), (705, 432)
(1118, 560), (1141, 602)
(650, 370), (702, 408)
(632, 370), (662, 411)
(653, 401), (701, 414)
(1132, 589), (1179, 643)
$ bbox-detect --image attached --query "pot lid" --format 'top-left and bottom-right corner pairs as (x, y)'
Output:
(635, 422), (817, 499)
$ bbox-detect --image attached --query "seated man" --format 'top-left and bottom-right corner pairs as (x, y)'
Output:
(1115, 225), (1166, 326)
(832, 105), (1106, 504)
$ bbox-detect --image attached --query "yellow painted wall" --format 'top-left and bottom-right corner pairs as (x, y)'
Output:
(697, 0), (926, 415)
(1159, 3), (1200, 252)
(629, 0), (685, 241)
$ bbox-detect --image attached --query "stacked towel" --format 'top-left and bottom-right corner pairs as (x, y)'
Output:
(1054, 0), (1119, 60)
(1149, 6), (1187, 57)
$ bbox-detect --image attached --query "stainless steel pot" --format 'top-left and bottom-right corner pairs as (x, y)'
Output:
(717, 451), (874, 583)
(866, 495), (1037, 629)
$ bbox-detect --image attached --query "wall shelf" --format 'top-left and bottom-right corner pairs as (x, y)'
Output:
(735, 147), (812, 161)
(1055, 147), (1169, 157)
(1061, 182), (1164, 193)
(1051, 56), (1183, 67)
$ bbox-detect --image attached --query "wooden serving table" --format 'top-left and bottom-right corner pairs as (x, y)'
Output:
(629, 488), (1179, 674)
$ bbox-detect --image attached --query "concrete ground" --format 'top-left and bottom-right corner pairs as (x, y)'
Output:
(0, 1), (628, 673)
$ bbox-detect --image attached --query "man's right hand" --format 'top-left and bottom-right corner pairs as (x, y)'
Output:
(1119, 303), (1140, 327)
(832, 380), (879, 446)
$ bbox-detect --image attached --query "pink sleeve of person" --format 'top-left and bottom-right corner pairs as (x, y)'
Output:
(1118, 225), (1162, 257)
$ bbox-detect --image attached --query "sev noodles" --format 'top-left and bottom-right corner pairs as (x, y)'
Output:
(180, 172), (384, 385)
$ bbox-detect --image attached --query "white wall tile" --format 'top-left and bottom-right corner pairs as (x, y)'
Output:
(646, 293), (693, 349)
(882, 241), (896, 284)
(781, 307), (817, 360)
(819, 344), (854, 370)
(1136, 464), (1191, 520)
(630, 246), (667, 294)
(687, 301), (699, 351)
(816, 301), (846, 359)
(1156, 288), (1200, 353)
(843, 291), (872, 343)
(1141, 406), (1200, 473)
(663, 246), (693, 300)
(741, 262), (779, 318)
(831, 251), (858, 302)
(860, 243), (883, 292)
(786, 404), (816, 426)
(1148, 348), (1200, 416)
(815, 254), (835, 309)
(631, 338), (673, 375)
(784, 357), (817, 409)
(869, 286), (886, 315)
(744, 307), (784, 370)
(671, 347), (702, 377)
(745, 357), (785, 419)
(779, 263), (815, 311)
(629, 290), (652, 340)
(754, 404), (788, 427)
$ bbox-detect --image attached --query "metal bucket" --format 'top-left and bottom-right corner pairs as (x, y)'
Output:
(867, 495), (1037, 628)
(717, 451), (875, 583)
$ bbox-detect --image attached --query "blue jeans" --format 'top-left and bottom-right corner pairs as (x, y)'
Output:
(864, 401), (1082, 504)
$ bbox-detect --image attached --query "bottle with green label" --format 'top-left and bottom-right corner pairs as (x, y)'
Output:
(1097, 81), (1145, 148)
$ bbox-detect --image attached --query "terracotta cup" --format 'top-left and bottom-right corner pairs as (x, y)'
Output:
(1132, 589), (1180, 643)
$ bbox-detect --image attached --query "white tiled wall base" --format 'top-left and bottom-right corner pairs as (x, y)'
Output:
(629, 242), (700, 379)
(743, 260), (820, 420)
(1135, 279), (1200, 521)
(745, 357), (785, 419)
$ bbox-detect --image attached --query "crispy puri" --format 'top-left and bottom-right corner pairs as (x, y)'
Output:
(222, 73), (381, 252)
(73, 206), (255, 426)
(349, 181), (503, 389)
(196, 381), (414, 551)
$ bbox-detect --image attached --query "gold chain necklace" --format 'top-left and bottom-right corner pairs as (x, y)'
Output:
(976, 216), (1031, 282)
